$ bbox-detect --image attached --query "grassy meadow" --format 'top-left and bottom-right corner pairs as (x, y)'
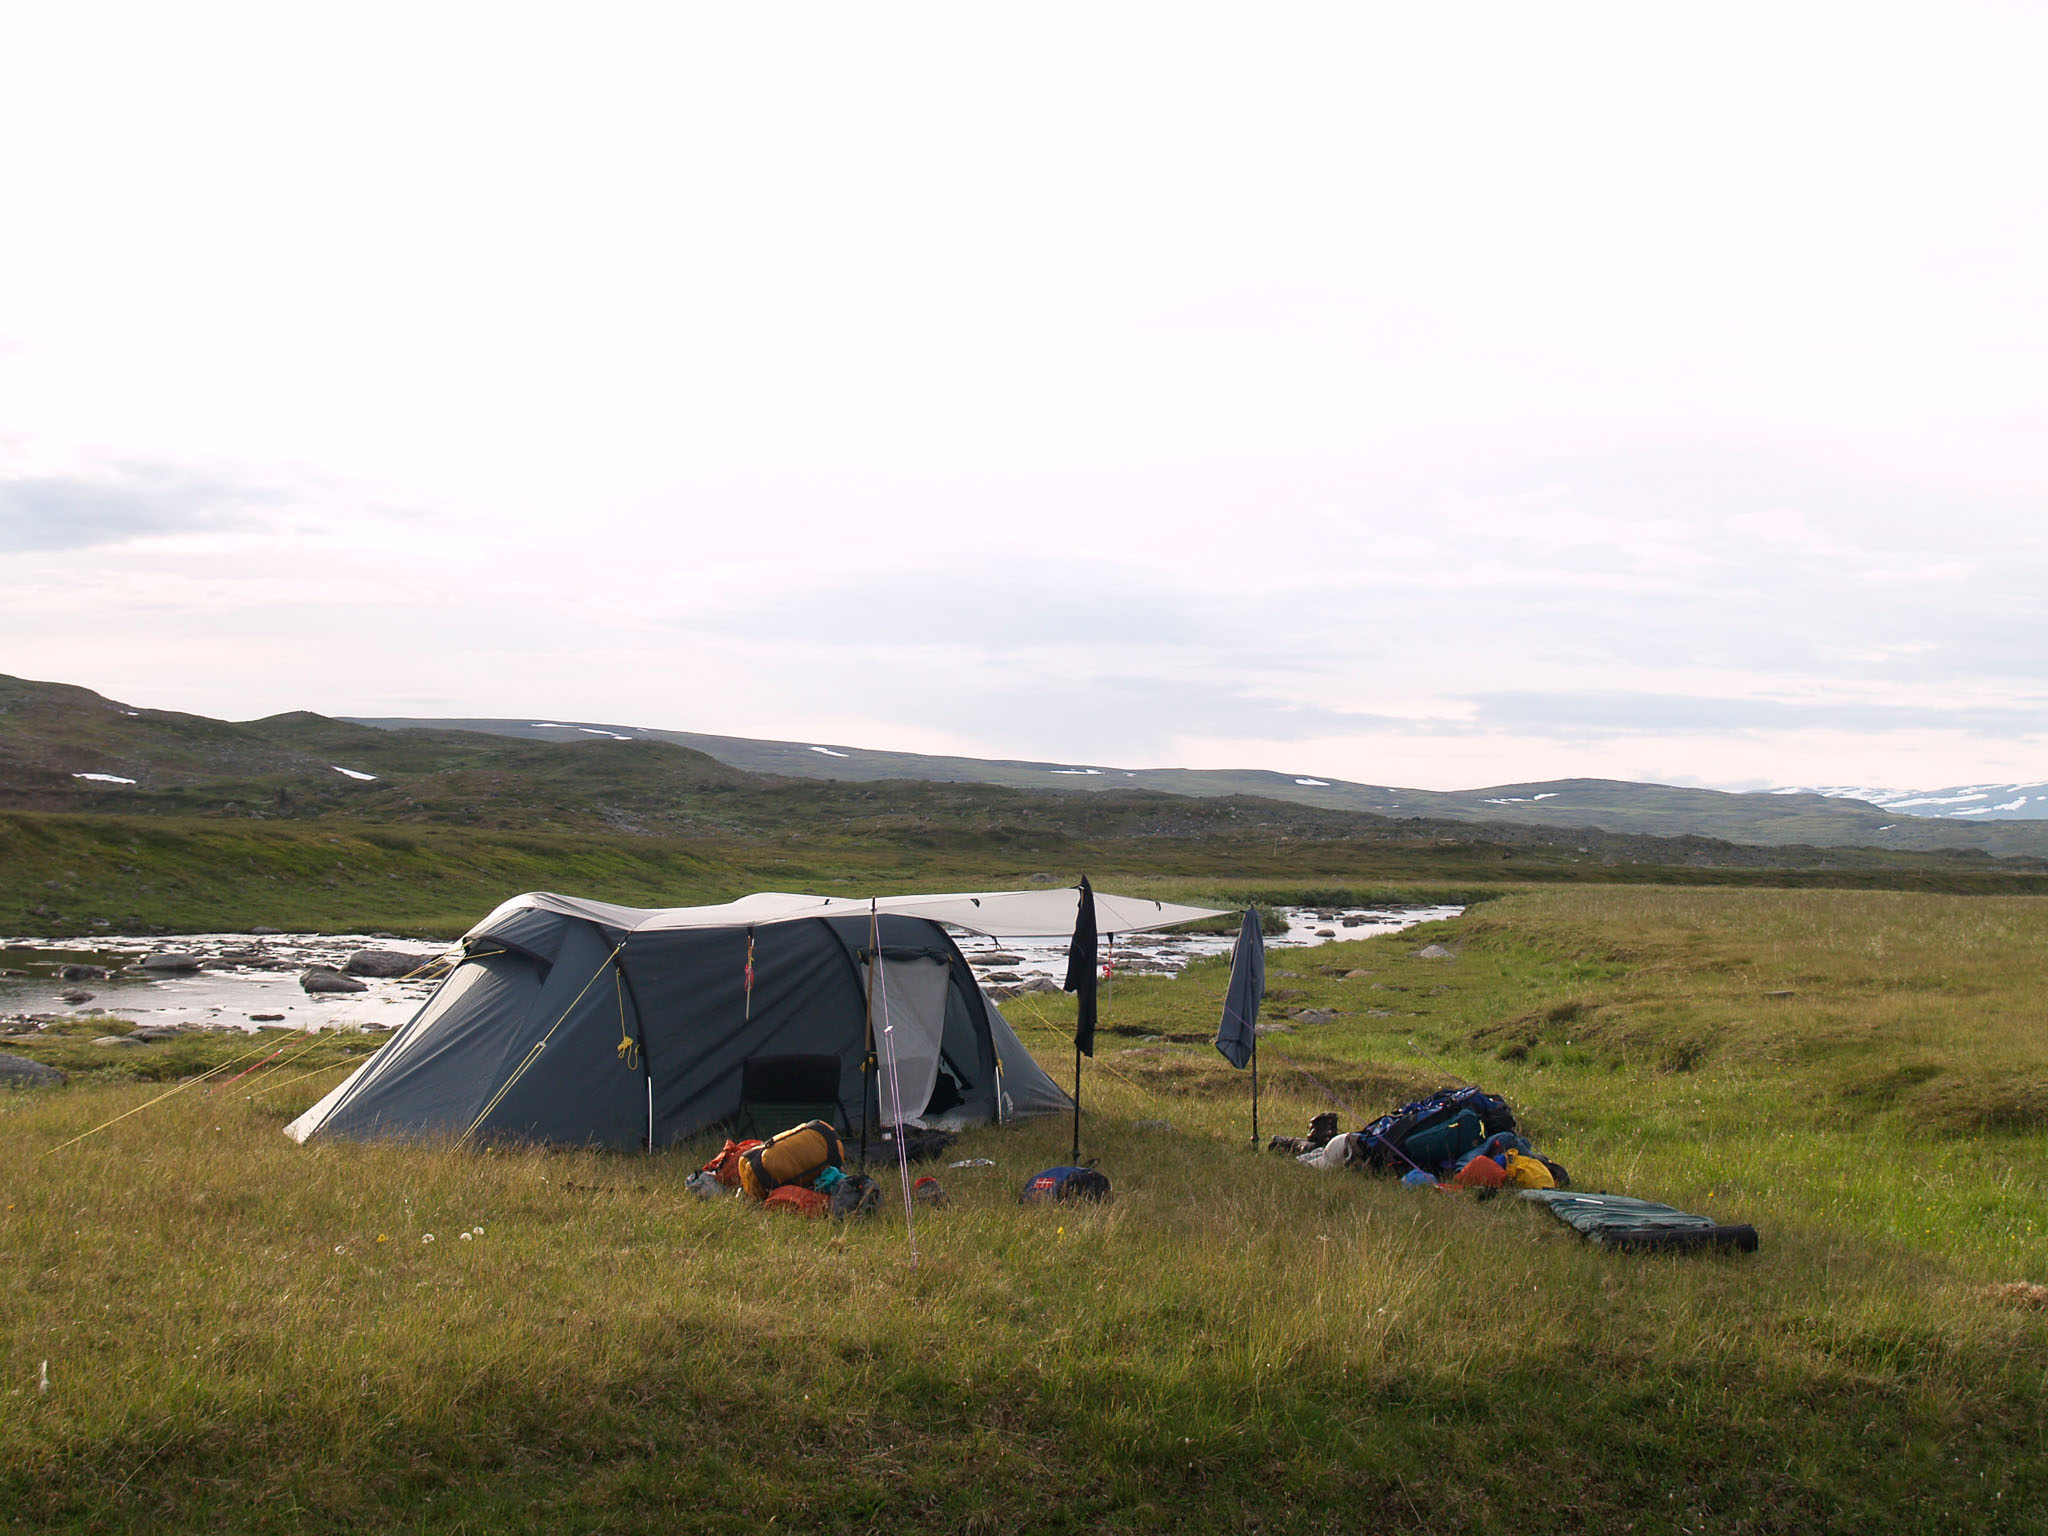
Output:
(5, 886), (2048, 1533)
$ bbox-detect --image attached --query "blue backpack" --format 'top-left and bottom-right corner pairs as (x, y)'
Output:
(1360, 1086), (1516, 1173)
(1020, 1166), (1111, 1203)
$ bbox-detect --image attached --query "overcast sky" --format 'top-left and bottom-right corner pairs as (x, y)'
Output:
(3, 4), (2043, 792)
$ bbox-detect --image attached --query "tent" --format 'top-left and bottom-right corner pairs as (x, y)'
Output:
(285, 887), (1225, 1149)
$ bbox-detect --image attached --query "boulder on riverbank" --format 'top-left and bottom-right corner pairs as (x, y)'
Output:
(344, 949), (423, 979)
(0, 1053), (66, 1087)
(302, 967), (369, 995)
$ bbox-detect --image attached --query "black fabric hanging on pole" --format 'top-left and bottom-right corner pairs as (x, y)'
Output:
(1213, 906), (1266, 1143)
(1063, 876), (1099, 1162)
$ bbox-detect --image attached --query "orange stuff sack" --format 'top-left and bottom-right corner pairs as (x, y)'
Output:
(737, 1119), (844, 1201)
(701, 1138), (766, 1189)
(761, 1185), (831, 1218)
(1502, 1151), (1556, 1189)
(1451, 1154), (1508, 1189)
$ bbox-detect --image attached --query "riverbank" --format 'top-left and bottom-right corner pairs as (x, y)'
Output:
(13, 808), (2048, 948)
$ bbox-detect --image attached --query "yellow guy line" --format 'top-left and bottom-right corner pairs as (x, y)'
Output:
(217, 1028), (333, 1087)
(457, 942), (625, 1146)
(39, 1031), (294, 1158)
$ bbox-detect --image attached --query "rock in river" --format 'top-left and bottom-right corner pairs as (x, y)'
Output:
(139, 952), (202, 973)
(344, 949), (423, 979)
(302, 967), (369, 995)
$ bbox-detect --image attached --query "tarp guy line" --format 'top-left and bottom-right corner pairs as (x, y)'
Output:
(875, 904), (918, 1270)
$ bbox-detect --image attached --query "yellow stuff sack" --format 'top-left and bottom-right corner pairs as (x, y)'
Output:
(1502, 1151), (1556, 1189)
(737, 1120), (844, 1201)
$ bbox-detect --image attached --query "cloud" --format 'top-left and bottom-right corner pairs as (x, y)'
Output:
(0, 466), (262, 552)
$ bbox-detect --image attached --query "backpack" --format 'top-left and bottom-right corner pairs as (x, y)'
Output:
(1359, 1087), (1515, 1172)
(1019, 1166), (1111, 1204)
(738, 1120), (844, 1201)
(830, 1172), (882, 1219)
(1401, 1108), (1485, 1171)
(700, 1138), (766, 1189)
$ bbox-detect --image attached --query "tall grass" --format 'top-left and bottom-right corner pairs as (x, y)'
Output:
(4, 886), (2047, 1532)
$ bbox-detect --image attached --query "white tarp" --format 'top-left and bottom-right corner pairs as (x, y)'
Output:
(466, 887), (1227, 942)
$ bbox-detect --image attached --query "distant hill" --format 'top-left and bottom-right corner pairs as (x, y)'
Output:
(346, 713), (2048, 858)
(1789, 782), (2048, 822)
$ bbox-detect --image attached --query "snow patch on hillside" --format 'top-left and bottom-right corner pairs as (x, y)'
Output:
(1779, 781), (2048, 820)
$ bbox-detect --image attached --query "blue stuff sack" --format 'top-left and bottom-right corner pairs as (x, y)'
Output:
(1020, 1166), (1112, 1204)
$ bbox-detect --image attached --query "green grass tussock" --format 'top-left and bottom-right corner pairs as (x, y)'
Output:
(6, 885), (2048, 1531)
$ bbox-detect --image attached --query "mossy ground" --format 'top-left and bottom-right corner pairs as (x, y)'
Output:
(5, 886), (2047, 1533)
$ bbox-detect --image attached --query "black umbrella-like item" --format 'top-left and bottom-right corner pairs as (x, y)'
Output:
(1062, 876), (1099, 1161)
(1214, 906), (1266, 1142)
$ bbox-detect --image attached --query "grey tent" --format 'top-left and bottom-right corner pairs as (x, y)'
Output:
(286, 888), (1221, 1148)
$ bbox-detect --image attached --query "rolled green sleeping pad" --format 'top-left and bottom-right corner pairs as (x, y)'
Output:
(1521, 1190), (1759, 1253)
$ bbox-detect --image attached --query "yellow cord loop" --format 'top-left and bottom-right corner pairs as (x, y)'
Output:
(614, 967), (639, 1072)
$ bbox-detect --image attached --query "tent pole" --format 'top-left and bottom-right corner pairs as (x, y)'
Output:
(1071, 1039), (1082, 1163)
(1251, 1021), (1259, 1146)
(860, 901), (876, 1163)
(860, 900), (878, 1172)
